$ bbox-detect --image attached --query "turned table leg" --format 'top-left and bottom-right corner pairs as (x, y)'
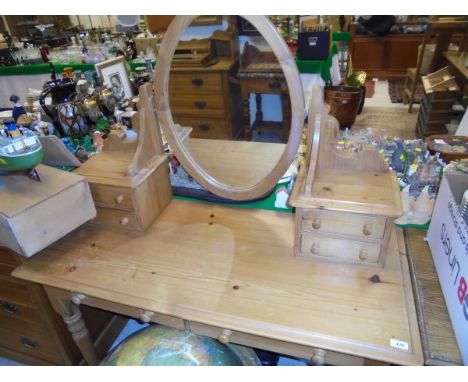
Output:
(44, 286), (98, 365)
(241, 87), (252, 141)
(63, 307), (98, 365)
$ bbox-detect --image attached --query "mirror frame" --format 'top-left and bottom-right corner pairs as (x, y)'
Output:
(154, 15), (304, 201)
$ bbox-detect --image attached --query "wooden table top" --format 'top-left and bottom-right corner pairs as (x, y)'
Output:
(404, 228), (463, 365)
(13, 199), (423, 365)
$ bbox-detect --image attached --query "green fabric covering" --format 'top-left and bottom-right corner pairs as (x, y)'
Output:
(0, 59), (156, 76)
(295, 42), (337, 81)
(174, 182), (293, 213)
(332, 31), (352, 42)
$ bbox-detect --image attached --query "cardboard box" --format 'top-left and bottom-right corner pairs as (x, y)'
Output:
(0, 165), (96, 257)
(427, 172), (468, 364)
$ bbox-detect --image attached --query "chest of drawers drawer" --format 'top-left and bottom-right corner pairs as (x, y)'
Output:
(88, 184), (134, 210)
(302, 209), (387, 240)
(171, 95), (226, 118)
(90, 207), (143, 232)
(169, 72), (224, 94)
(300, 232), (381, 265)
(188, 321), (364, 365)
(172, 116), (233, 139)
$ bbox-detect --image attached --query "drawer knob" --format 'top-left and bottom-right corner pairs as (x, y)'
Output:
(191, 78), (204, 86)
(194, 101), (207, 109)
(362, 224), (373, 236)
(312, 218), (322, 230)
(120, 217), (129, 226)
(359, 249), (368, 261)
(198, 124), (210, 132)
(71, 293), (86, 305)
(21, 337), (39, 350)
(139, 310), (154, 323)
(115, 194), (124, 204)
(0, 300), (18, 315)
(312, 349), (326, 365)
(217, 329), (232, 344)
(310, 243), (320, 255)
(268, 81), (282, 89)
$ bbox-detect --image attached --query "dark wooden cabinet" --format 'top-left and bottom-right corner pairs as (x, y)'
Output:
(350, 33), (423, 79)
(0, 248), (127, 365)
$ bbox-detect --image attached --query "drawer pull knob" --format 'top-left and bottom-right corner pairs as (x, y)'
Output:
(115, 194), (124, 204)
(71, 293), (86, 305)
(217, 329), (232, 344)
(140, 310), (154, 323)
(362, 224), (373, 236)
(191, 78), (204, 86)
(268, 81), (282, 89)
(21, 337), (38, 350)
(310, 243), (320, 255)
(120, 217), (129, 226)
(312, 349), (326, 365)
(198, 124), (210, 132)
(312, 218), (321, 230)
(194, 101), (207, 109)
(0, 300), (18, 315)
(359, 249), (368, 261)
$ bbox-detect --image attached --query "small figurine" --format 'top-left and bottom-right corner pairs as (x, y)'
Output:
(9, 95), (27, 122)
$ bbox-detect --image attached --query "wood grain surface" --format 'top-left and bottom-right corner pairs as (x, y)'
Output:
(13, 200), (423, 365)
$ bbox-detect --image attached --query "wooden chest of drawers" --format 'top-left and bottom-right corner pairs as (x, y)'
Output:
(76, 154), (172, 232)
(296, 208), (393, 267)
(169, 58), (242, 140)
(0, 248), (126, 365)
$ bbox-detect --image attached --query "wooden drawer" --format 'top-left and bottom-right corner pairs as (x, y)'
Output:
(0, 248), (22, 267)
(0, 277), (35, 306)
(89, 184), (134, 210)
(170, 95), (226, 118)
(0, 298), (43, 325)
(173, 116), (233, 140)
(169, 72), (224, 94)
(300, 232), (381, 265)
(302, 209), (386, 240)
(0, 326), (63, 364)
(240, 77), (288, 94)
(90, 207), (143, 232)
(189, 321), (364, 366)
(53, 289), (185, 330)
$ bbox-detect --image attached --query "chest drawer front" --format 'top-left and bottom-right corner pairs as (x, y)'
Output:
(241, 77), (288, 94)
(170, 72), (224, 94)
(302, 209), (386, 240)
(189, 321), (364, 366)
(89, 184), (134, 210)
(173, 116), (233, 140)
(0, 327), (63, 364)
(90, 207), (143, 232)
(171, 95), (226, 117)
(0, 277), (35, 306)
(0, 299), (43, 325)
(300, 232), (381, 264)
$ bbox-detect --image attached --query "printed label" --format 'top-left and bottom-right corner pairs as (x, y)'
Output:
(390, 338), (409, 351)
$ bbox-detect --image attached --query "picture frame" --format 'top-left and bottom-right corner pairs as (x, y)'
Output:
(95, 56), (134, 103)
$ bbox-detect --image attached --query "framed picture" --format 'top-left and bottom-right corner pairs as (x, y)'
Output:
(95, 56), (133, 103)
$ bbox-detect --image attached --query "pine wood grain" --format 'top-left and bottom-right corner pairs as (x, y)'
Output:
(13, 200), (423, 365)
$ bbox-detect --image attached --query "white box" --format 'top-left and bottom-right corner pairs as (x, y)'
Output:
(427, 172), (468, 364)
(0, 165), (96, 257)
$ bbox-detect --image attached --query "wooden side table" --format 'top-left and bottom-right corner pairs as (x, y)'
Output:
(238, 72), (291, 142)
(404, 228), (463, 365)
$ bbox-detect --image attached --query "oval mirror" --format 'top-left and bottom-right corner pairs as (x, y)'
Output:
(154, 15), (304, 201)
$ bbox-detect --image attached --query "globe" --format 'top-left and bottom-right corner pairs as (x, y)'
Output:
(101, 325), (261, 366)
